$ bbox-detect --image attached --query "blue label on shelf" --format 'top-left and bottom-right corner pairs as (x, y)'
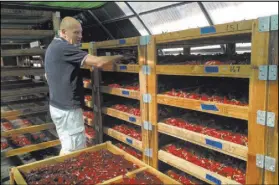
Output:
(126, 138), (133, 144)
(201, 104), (219, 111)
(205, 66), (219, 73)
(122, 90), (130, 96)
(119, 66), (127, 70)
(129, 117), (136, 122)
(206, 139), (223, 149)
(119, 39), (126, 44)
(206, 174), (221, 185)
(200, 26), (216, 34)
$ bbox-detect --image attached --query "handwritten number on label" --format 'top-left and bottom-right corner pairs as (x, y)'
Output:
(230, 66), (240, 73)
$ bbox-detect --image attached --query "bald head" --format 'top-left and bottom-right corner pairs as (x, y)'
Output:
(59, 17), (82, 45)
(60, 17), (81, 30)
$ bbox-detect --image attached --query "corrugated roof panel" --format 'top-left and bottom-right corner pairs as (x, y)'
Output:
(127, 2), (181, 14)
(115, 2), (133, 15)
(129, 17), (149, 36)
(203, 2), (279, 24)
(137, 2), (209, 35)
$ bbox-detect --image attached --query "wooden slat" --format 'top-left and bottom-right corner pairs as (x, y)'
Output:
(156, 65), (251, 78)
(102, 107), (141, 126)
(158, 122), (248, 161)
(155, 20), (253, 44)
(81, 42), (90, 50)
(264, 30), (278, 184)
(94, 37), (138, 48)
(1, 86), (48, 97)
(157, 94), (249, 120)
(102, 64), (139, 73)
(2, 109), (48, 119)
(103, 127), (143, 151)
(4, 140), (61, 157)
(100, 86), (140, 100)
(246, 19), (270, 184)
(12, 168), (27, 185)
(1, 29), (54, 37)
(1, 48), (46, 57)
(1, 123), (55, 137)
(1, 68), (44, 77)
(158, 150), (241, 185)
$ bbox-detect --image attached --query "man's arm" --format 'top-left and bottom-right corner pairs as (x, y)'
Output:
(83, 54), (123, 68)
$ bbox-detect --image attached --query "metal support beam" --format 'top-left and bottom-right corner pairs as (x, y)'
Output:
(198, 2), (226, 53)
(101, 2), (190, 25)
(87, 10), (115, 40)
(125, 2), (152, 35)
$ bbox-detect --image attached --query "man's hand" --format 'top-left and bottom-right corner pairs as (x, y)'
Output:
(96, 55), (123, 68)
(84, 54), (123, 68)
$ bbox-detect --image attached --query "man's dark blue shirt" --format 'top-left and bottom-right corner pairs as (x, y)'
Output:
(45, 37), (88, 110)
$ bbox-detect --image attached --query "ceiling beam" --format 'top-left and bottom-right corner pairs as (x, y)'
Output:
(87, 10), (115, 40)
(101, 2), (190, 25)
(197, 2), (226, 53)
(125, 2), (152, 35)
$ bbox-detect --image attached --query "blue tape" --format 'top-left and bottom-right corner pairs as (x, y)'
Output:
(206, 174), (221, 185)
(205, 66), (219, 73)
(129, 117), (136, 122)
(201, 104), (219, 111)
(119, 39), (126, 44)
(122, 90), (130, 96)
(126, 138), (133, 144)
(206, 139), (223, 149)
(119, 66), (127, 70)
(200, 26), (216, 34)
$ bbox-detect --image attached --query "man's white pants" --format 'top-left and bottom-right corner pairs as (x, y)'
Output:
(49, 105), (86, 154)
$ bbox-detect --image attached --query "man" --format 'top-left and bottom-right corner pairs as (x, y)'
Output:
(45, 17), (122, 155)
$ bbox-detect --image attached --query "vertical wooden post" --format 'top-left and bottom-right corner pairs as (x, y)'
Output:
(183, 47), (190, 55)
(146, 36), (158, 169)
(138, 41), (149, 164)
(264, 29), (278, 185)
(246, 19), (270, 184)
(52, 11), (61, 37)
(225, 43), (236, 55)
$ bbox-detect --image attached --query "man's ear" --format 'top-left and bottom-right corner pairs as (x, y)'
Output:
(60, 29), (66, 36)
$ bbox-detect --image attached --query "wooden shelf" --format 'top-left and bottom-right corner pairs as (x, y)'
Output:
(157, 94), (249, 120)
(1, 67), (45, 77)
(3, 140), (61, 158)
(102, 107), (141, 126)
(1, 48), (46, 57)
(1, 123), (55, 137)
(103, 127), (142, 151)
(158, 150), (241, 185)
(95, 37), (138, 49)
(83, 83), (92, 89)
(100, 86), (140, 100)
(156, 65), (251, 78)
(158, 122), (247, 161)
(102, 64), (139, 73)
(1, 86), (48, 98)
(1, 106), (48, 118)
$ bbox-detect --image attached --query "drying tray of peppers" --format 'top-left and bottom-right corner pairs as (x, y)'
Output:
(157, 53), (250, 65)
(83, 111), (94, 126)
(158, 109), (248, 160)
(166, 169), (208, 185)
(104, 124), (143, 151)
(101, 55), (140, 73)
(159, 141), (246, 185)
(102, 103), (141, 126)
(84, 95), (93, 108)
(12, 141), (180, 185)
(83, 79), (92, 89)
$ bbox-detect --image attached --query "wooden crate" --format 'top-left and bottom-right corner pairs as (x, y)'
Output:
(10, 141), (181, 185)
(102, 107), (141, 126)
(103, 127), (143, 151)
(100, 86), (140, 100)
